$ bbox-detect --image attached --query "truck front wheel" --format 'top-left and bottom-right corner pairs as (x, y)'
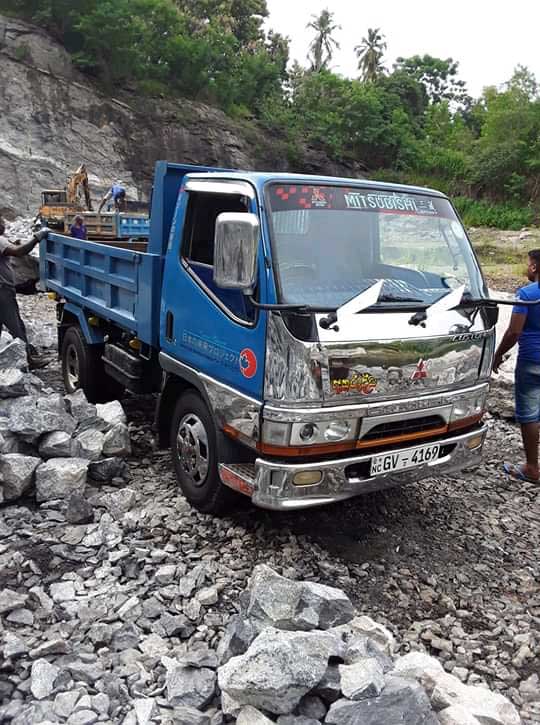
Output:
(171, 391), (238, 515)
(61, 326), (124, 404)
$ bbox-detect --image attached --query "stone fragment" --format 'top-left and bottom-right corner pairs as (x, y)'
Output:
(39, 430), (78, 458)
(326, 677), (439, 725)
(3, 632), (29, 658)
(297, 694), (327, 720)
(312, 663), (341, 704)
(139, 633), (169, 658)
(35, 457), (88, 502)
(339, 658), (385, 701)
(67, 709), (98, 725)
(9, 394), (77, 439)
(50, 580), (77, 602)
(330, 615), (395, 656)
(170, 706), (211, 725)
(75, 429), (104, 461)
(0, 587), (28, 613)
(394, 651), (445, 685)
(30, 659), (61, 700)
(0, 338), (28, 370)
(217, 614), (257, 664)
(96, 400), (126, 427)
(438, 705), (482, 725)
(54, 690), (82, 719)
(30, 638), (69, 658)
(277, 717), (321, 725)
(164, 659), (216, 709)
(65, 389), (97, 424)
(246, 565), (354, 633)
(6, 607), (34, 625)
(134, 698), (159, 725)
(88, 457), (129, 482)
(0, 368), (27, 397)
(100, 487), (136, 517)
(237, 706), (274, 725)
(218, 627), (337, 715)
(66, 493), (94, 524)
(196, 586), (219, 606)
(0, 453), (40, 500)
(102, 422), (131, 456)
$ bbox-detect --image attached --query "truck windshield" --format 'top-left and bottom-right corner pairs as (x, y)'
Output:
(267, 183), (484, 308)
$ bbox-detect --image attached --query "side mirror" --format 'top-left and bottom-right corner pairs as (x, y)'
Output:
(213, 212), (259, 293)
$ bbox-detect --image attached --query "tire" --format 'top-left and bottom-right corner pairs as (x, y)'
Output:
(170, 391), (239, 515)
(61, 326), (124, 404)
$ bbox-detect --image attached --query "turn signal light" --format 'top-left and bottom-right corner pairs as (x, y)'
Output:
(465, 433), (484, 450)
(47, 292), (57, 300)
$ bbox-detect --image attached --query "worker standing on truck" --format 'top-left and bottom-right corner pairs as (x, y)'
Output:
(70, 215), (88, 240)
(0, 220), (51, 369)
(494, 249), (540, 485)
(98, 183), (127, 213)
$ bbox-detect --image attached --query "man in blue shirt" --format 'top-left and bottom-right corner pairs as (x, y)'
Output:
(98, 183), (126, 213)
(494, 249), (540, 483)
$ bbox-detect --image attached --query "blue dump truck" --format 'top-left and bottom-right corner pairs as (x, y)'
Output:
(40, 161), (500, 514)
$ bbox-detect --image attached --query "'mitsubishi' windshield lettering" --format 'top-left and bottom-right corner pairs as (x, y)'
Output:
(344, 193), (425, 214)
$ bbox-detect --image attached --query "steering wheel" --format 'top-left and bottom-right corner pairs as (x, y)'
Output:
(280, 263), (316, 285)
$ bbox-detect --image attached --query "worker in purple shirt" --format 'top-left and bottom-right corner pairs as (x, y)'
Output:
(494, 249), (540, 483)
(70, 215), (88, 240)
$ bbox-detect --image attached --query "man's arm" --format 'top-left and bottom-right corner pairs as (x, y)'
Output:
(1, 237), (39, 258)
(98, 190), (112, 213)
(493, 312), (526, 372)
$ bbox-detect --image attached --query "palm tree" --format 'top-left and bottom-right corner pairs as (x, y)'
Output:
(355, 28), (387, 82)
(307, 9), (340, 72)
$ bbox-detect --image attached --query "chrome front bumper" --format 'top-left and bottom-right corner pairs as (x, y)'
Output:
(249, 426), (487, 510)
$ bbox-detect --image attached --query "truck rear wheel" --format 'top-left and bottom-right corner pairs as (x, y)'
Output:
(171, 391), (239, 515)
(61, 326), (124, 404)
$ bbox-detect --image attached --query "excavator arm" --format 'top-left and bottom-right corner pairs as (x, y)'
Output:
(66, 165), (93, 211)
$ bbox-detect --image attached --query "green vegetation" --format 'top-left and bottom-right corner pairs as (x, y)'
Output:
(2, 1), (540, 227)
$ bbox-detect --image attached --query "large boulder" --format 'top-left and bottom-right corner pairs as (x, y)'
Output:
(218, 627), (337, 715)
(245, 564), (355, 632)
(9, 395), (77, 441)
(0, 338), (28, 370)
(0, 369), (27, 398)
(39, 431), (78, 459)
(163, 657), (216, 710)
(102, 423), (131, 457)
(0, 453), (41, 500)
(35, 457), (89, 502)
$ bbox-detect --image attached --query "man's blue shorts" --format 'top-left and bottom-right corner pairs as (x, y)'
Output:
(515, 360), (540, 423)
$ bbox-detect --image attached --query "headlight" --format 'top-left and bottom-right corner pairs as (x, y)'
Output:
(261, 420), (291, 446)
(290, 418), (358, 446)
(450, 391), (487, 424)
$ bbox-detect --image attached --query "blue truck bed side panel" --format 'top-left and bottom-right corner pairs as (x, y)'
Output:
(40, 234), (161, 346)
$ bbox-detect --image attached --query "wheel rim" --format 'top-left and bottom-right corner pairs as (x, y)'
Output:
(65, 343), (80, 391)
(177, 413), (209, 487)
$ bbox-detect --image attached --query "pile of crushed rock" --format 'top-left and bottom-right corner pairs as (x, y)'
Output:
(0, 336), (131, 509)
(0, 564), (521, 724)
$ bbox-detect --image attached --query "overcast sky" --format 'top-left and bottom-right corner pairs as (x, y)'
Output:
(265, 0), (540, 98)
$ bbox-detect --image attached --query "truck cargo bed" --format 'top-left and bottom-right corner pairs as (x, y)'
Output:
(40, 233), (162, 345)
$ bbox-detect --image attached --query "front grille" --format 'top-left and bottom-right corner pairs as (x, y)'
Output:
(361, 415), (445, 442)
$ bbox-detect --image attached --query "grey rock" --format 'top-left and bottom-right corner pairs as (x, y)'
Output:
(164, 658), (216, 709)
(39, 430), (78, 458)
(6, 607), (34, 625)
(30, 638), (69, 658)
(393, 652), (445, 684)
(76, 429), (104, 461)
(3, 632), (29, 658)
(35, 457), (89, 502)
(329, 616), (395, 657)
(297, 694), (327, 720)
(64, 389), (97, 425)
(30, 658), (61, 700)
(0, 368), (27, 397)
(217, 614), (257, 664)
(246, 565), (354, 632)
(153, 612), (194, 638)
(277, 717), (321, 725)
(88, 457), (129, 482)
(0, 453), (40, 500)
(9, 394), (77, 440)
(0, 338), (28, 370)
(112, 623), (142, 651)
(87, 623), (113, 647)
(438, 706), (482, 725)
(100, 487), (136, 517)
(237, 706), (274, 724)
(325, 677), (439, 725)
(102, 422), (131, 456)
(66, 493), (94, 524)
(218, 627), (337, 715)
(0, 429), (22, 454)
(339, 658), (385, 700)
(67, 710), (98, 725)
(133, 698), (158, 725)
(0, 587), (28, 613)
(169, 705), (211, 725)
(54, 690), (81, 719)
(96, 400), (126, 428)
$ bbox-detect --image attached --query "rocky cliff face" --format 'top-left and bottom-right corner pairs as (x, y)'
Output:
(0, 14), (360, 218)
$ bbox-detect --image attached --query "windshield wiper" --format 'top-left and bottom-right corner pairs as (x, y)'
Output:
(377, 294), (424, 303)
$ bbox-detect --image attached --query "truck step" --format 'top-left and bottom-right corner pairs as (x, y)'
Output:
(219, 463), (255, 497)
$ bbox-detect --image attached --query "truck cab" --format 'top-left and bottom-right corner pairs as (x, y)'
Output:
(42, 162), (495, 513)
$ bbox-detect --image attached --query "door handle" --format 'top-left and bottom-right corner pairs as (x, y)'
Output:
(165, 311), (174, 341)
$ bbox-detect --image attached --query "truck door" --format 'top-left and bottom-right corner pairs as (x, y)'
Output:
(160, 180), (267, 399)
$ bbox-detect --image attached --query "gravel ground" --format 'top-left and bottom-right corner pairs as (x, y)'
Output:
(1, 293), (538, 724)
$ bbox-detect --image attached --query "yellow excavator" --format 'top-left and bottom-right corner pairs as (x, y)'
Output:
(36, 164), (93, 229)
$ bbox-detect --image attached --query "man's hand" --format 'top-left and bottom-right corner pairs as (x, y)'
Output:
(33, 227), (51, 242)
(492, 352), (503, 374)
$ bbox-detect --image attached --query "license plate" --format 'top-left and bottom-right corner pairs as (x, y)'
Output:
(370, 443), (440, 476)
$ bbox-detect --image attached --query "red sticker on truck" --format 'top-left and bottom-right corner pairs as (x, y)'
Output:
(239, 348), (257, 378)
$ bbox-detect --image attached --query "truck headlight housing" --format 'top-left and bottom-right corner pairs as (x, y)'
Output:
(290, 418), (358, 446)
(450, 390), (487, 424)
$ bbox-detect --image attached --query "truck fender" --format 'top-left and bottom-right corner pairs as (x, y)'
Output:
(155, 361), (218, 449)
(61, 303), (105, 347)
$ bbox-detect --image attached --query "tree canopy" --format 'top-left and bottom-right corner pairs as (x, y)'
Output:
(2, 0), (539, 225)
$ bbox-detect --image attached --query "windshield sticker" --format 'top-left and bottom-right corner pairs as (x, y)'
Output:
(270, 184), (449, 217)
(331, 372), (378, 395)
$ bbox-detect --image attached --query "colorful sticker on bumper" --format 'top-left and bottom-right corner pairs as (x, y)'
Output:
(239, 348), (257, 378)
